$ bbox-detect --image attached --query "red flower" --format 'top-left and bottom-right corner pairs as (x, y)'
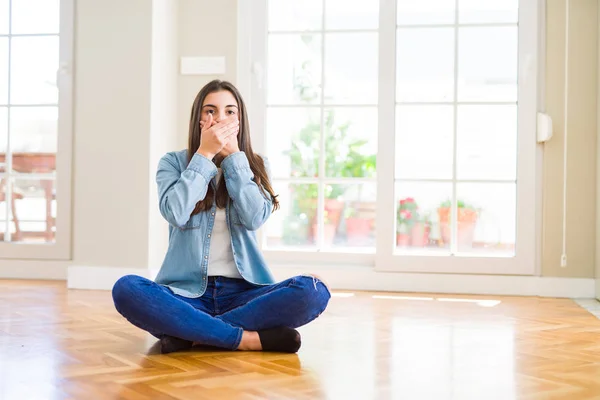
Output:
(405, 197), (415, 203)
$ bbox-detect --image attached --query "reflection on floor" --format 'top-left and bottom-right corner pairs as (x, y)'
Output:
(0, 280), (599, 399)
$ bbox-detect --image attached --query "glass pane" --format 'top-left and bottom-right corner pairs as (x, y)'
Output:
(396, 105), (453, 180)
(459, 0), (518, 24)
(9, 178), (56, 243)
(11, 0), (60, 34)
(0, 175), (5, 240)
(0, 107), (6, 161)
(458, 27), (517, 102)
(397, 0), (455, 25)
(267, 34), (322, 105)
(0, 38), (7, 104)
(0, 0), (7, 34)
(457, 105), (517, 180)
(456, 183), (516, 255)
(397, 28), (454, 102)
(266, 182), (318, 248)
(10, 107), (57, 171)
(10, 36), (59, 104)
(395, 182), (452, 251)
(268, 0), (322, 32)
(324, 33), (378, 104)
(329, 183), (376, 248)
(326, 0), (378, 30)
(325, 108), (377, 178)
(266, 107), (320, 178)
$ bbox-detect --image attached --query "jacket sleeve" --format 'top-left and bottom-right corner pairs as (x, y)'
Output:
(156, 152), (217, 228)
(221, 151), (274, 231)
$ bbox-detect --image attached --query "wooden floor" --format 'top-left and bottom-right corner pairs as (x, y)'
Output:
(1, 281), (600, 400)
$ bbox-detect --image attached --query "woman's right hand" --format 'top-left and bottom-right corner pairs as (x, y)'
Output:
(197, 114), (239, 160)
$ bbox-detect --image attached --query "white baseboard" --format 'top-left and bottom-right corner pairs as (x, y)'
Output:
(67, 265), (596, 298)
(270, 265), (596, 299)
(0, 259), (68, 280)
(67, 266), (151, 290)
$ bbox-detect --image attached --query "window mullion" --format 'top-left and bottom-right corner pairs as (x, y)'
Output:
(318, 0), (327, 249)
(375, 0), (397, 269)
(4, 0), (13, 242)
(450, 0), (460, 255)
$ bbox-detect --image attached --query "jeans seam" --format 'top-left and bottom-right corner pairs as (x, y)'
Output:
(231, 326), (243, 350)
(224, 279), (296, 316)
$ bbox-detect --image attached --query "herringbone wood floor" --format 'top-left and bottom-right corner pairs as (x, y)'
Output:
(0, 280), (599, 400)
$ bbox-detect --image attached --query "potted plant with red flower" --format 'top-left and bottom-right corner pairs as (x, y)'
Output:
(396, 197), (430, 247)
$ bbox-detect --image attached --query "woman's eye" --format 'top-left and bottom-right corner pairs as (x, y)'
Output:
(227, 110), (236, 115)
(207, 110), (214, 115)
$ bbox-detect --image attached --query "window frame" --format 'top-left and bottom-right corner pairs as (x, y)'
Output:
(0, 0), (73, 260)
(238, 0), (540, 275)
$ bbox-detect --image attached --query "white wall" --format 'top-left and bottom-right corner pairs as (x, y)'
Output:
(148, 0), (179, 270)
(73, 0), (153, 270)
(70, 0), (236, 276)
(177, 0), (238, 149)
(543, 0), (598, 278)
(597, 1), (600, 299)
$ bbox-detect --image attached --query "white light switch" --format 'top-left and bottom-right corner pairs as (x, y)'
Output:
(180, 57), (226, 75)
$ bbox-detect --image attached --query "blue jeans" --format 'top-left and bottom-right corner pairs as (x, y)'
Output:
(112, 274), (331, 350)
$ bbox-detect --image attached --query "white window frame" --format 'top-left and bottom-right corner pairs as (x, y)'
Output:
(239, 0), (539, 275)
(0, 0), (73, 260)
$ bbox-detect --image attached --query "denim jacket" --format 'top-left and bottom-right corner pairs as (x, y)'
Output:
(153, 150), (276, 297)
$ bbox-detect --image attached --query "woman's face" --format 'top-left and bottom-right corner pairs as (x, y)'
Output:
(200, 90), (239, 126)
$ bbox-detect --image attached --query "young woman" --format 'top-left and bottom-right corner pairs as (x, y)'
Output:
(111, 80), (331, 354)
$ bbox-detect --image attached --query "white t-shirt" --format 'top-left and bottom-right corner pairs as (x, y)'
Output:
(207, 169), (242, 279)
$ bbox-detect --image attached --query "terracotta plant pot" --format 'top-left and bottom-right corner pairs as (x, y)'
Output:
(311, 223), (336, 245)
(346, 217), (372, 245)
(396, 233), (410, 247)
(437, 207), (478, 248)
(299, 198), (345, 245)
(410, 222), (430, 247)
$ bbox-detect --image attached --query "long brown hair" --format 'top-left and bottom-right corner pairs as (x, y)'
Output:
(187, 80), (279, 215)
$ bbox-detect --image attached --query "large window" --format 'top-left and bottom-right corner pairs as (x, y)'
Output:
(0, 0), (72, 259)
(241, 0), (537, 274)
(263, 1), (379, 252)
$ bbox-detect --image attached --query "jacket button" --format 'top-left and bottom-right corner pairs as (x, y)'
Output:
(207, 234), (211, 238)
(204, 256), (208, 259)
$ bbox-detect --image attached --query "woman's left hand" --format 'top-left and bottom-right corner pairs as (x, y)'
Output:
(219, 133), (240, 157)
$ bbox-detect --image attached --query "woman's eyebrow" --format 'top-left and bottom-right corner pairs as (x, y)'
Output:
(201, 104), (238, 109)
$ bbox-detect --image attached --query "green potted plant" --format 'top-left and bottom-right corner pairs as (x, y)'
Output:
(286, 108), (376, 246)
(283, 44), (376, 246)
(437, 199), (479, 248)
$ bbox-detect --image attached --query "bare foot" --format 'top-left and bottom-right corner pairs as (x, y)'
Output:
(237, 331), (262, 351)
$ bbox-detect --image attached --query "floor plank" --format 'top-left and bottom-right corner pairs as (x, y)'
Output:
(0, 280), (599, 399)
